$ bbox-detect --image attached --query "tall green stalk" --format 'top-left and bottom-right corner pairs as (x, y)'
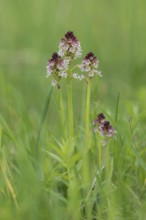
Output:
(58, 90), (67, 139)
(67, 79), (74, 137)
(98, 141), (102, 168)
(35, 87), (53, 155)
(85, 79), (91, 148)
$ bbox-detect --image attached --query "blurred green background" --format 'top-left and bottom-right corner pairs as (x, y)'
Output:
(0, 1), (146, 219)
(0, 0), (146, 126)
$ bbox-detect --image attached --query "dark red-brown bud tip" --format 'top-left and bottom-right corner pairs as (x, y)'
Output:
(52, 52), (60, 60)
(85, 52), (95, 60)
(98, 113), (105, 119)
(103, 121), (110, 128)
(65, 31), (75, 39)
(97, 113), (105, 123)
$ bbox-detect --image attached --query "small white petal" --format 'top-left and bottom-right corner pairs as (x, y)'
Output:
(46, 73), (51, 77)
(79, 75), (85, 80)
(84, 59), (91, 65)
(69, 47), (76, 53)
(73, 73), (79, 79)
(63, 44), (69, 51)
(59, 71), (67, 78)
(88, 72), (94, 77)
(96, 70), (102, 77)
(51, 80), (57, 87)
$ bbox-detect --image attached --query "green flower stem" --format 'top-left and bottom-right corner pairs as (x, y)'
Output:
(71, 65), (78, 72)
(67, 79), (74, 137)
(35, 87), (53, 155)
(86, 79), (91, 148)
(105, 142), (110, 188)
(58, 90), (67, 138)
(98, 141), (102, 168)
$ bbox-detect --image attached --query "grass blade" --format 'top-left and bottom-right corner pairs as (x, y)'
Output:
(35, 87), (53, 154)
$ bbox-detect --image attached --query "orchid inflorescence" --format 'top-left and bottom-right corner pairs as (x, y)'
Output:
(46, 31), (101, 88)
(46, 52), (69, 88)
(46, 31), (116, 142)
(79, 52), (102, 78)
(58, 31), (82, 60)
(93, 113), (116, 138)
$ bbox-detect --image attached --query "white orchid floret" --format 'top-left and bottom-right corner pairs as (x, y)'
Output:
(59, 71), (67, 78)
(46, 66), (52, 76)
(79, 74), (85, 80)
(73, 73), (85, 81)
(51, 79), (57, 87)
(88, 72), (94, 77)
(93, 60), (99, 68)
(96, 70), (102, 77)
(72, 73), (79, 79)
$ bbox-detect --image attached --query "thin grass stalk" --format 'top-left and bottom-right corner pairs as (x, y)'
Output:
(115, 92), (120, 123)
(58, 90), (67, 139)
(35, 87), (53, 155)
(67, 79), (74, 137)
(85, 79), (91, 148)
(106, 143), (110, 179)
(98, 141), (102, 168)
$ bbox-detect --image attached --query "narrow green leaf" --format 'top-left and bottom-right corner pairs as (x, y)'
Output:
(35, 87), (53, 154)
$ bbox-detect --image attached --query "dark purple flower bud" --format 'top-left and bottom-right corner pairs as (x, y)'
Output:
(52, 52), (60, 60)
(97, 113), (105, 124)
(65, 31), (75, 39)
(85, 52), (95, 60)
(106, 125), (116, 137)
(93, 113), (105, 125)
(103, 121), (110, 129)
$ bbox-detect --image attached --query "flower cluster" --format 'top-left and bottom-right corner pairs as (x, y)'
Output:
(46, 31), (102, 87)
(93, 113), (116, 138)
(58, 31), (82, 60)
(46, 52), (69, 87)
(79, 52), (102, 78)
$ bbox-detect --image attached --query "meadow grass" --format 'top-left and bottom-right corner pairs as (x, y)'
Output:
(0, 0), (146, 219)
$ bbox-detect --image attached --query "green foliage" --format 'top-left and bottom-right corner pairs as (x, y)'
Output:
(0, 0), (146, 219)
